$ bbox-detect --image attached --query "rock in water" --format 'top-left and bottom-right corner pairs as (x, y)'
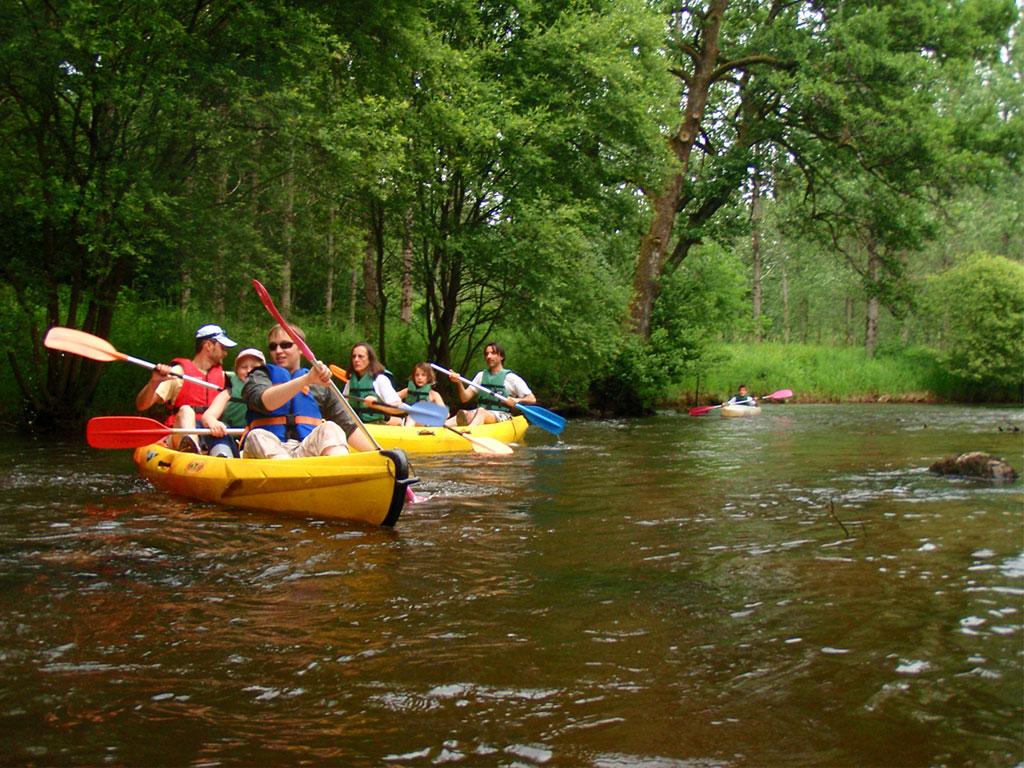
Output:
(929, 452), (1019, 482)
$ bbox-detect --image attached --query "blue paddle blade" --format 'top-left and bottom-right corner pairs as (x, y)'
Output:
(516, 403), (566, 436)
(402, 400), (448, 427)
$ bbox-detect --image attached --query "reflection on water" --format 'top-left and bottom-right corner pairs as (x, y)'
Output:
(0, 405), (1021, 766)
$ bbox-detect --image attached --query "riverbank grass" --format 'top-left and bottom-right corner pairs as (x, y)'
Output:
(669, 343), (958, 405)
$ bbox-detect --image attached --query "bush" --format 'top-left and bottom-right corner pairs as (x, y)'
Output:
(925, 253), (1024, 392)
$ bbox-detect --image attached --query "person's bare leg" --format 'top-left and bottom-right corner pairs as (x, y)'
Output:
(346, 429), (374, 453)
(173, 406), (200, 451)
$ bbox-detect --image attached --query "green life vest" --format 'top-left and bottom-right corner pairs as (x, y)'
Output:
(479, 369), (512, 413)
(223, 372), (247, 427)
(349, 372), (387, 423)
(405, 381), (433, 404)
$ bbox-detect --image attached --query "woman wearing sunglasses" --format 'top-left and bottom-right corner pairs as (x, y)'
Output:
(239, 324), (373, 458)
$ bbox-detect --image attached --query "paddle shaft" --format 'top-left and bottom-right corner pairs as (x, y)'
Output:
(86, 416), (244, 449)
(429, 362), (566, 436)
(252, 280), (382, 451)
(44, 327), (220, 390)
(168, 427), (244, 435)
(429, 363), (518, 408)
(127, 356), (222, 391)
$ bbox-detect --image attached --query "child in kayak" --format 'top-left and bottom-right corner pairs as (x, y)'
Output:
(725, 384), (757, 407)
(396, 363), (447, 421)
(201, 347), (267, 456)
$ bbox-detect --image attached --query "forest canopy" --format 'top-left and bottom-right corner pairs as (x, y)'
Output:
(1, 0), (1020, 424)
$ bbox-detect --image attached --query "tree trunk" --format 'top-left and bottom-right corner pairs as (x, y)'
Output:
(180, 177), (193, 315)
(401, 209), (414, 324)
(781, 261), (790, 344)
(325, 205), (336, 319)
(751, 169), (763, 341)
(865, 241), (880, 357)
(281, 151), (295, 315)
(349, 265), (358, 330)
(845, 296), (855, 345)
(213, 168), (227, 317)
(362, 230), (377, 319)
(627, 0), (728, 339)
(370, 206), (388, 361)
(629, 173), (686, 338)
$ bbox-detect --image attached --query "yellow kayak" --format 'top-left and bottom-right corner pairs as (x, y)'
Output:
(721, 404), (761, 418)
(132, 443), (413, 526)
(365, 415), (529, 454)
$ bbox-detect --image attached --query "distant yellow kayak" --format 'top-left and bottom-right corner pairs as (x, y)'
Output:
(720, 404), (761, 418)
(132, 443), (412, 526)
(366, 415), (529, 454)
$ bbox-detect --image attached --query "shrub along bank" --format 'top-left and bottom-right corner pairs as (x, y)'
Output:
(667, 343), (1021, 407)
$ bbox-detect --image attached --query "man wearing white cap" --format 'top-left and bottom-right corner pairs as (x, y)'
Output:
(135, 323), (237, 454)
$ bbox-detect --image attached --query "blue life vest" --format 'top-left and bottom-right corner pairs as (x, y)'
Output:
(246, 364), (323, 441)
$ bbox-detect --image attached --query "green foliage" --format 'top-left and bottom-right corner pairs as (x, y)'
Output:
(588, 333), (677, 416)
(671, 343), (962, 404)
(398, 0), (675, 373)
(1, 0), (1021, 426)
(924, 253), (1024, 391)
(586, 243), (750, 415)
(656, 244), (751, 342)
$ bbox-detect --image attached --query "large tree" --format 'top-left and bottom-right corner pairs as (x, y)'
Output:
(629, 0), (1018, 343)
(0, 0), (332, 421)
(391, 0), (676, 374)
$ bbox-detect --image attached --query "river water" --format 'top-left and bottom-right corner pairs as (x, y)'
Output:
(0, 404), (1021, 767)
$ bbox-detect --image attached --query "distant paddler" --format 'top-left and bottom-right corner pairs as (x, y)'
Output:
(725, 384), (757, 408)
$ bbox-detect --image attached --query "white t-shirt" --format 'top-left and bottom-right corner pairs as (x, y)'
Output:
(471, 370), (532, 400)
(343, 373), (402, 407)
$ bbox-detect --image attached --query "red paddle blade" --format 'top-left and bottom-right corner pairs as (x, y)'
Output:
(87, 416), (169, 449)
(765, 389), (793, 400)
(44, 327), (126, 363)
(688, 405), (718, 416)
(251, 279), (318, 363)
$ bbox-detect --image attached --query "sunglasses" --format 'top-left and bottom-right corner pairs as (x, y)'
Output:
(268, 341), (295, 351)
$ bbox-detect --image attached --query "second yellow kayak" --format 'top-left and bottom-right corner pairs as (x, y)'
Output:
(366, 415), (529, 454)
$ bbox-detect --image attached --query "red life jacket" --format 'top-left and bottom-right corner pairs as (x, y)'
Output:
(165, 357), (226, 426)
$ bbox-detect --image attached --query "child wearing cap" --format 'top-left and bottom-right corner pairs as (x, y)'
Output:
(201, 347), (267, 457)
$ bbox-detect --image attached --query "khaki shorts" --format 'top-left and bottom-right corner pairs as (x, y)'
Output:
(243, 422), (348, 459)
